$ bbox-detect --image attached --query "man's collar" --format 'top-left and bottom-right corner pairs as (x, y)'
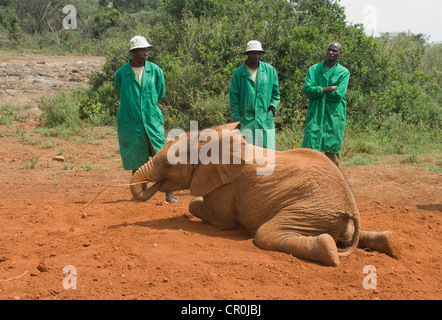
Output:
(126, 60), (151, 74)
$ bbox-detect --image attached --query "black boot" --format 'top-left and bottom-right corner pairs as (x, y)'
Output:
(165, 192), (179, 203)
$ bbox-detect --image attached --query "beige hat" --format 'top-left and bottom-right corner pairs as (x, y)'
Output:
(128, 36), (153, 52)
(244, 40), (265, 53)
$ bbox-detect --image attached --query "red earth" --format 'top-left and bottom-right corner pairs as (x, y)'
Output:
(0, 55), (440, 300)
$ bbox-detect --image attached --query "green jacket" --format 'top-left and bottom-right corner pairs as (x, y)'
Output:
(229, 61), (280, 149)
(301, 61), (350, 154)
(114, 60), (166, 170)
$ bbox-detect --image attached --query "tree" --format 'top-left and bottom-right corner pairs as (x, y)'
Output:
(0, 6), (21, 40)
(13, 0), (64, 34)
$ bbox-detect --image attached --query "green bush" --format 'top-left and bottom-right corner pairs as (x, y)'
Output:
(1, 0), (440, 162)
(0, 104), (16, 126)
(0, 6), (20, 41)
(76, 84), (118, 126)
(162, 93), (230, 131)
(37, 92), (83, 130)
(276, 126), (304, 151)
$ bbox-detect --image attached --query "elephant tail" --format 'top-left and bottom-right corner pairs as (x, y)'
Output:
(338, 207), (361, 258)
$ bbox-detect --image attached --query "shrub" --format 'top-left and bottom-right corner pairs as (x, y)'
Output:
(37, 91), (83, 131)
(1, 0), (439, 163)
(275, 126), (304, 151)
(0, 104), (16, 126)
(76, 84), (118, 126)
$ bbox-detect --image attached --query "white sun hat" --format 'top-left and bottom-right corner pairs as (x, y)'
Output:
(244, 40), (265, 53)
(128, 36), (153, 52)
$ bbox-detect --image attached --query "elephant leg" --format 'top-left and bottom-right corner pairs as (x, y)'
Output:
(359, 231), (401, 259)
(189, 196), (238, 230)
(254, 220), (340, 267)
(338, 222), (400, 259)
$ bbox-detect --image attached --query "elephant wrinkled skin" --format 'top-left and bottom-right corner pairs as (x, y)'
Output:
(131, 122), (400, 266)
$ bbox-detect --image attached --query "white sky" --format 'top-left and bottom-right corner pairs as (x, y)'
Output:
(338, 0), (442, 43)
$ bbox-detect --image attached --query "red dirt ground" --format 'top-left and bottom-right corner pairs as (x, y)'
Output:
(0, 55), (440, 300)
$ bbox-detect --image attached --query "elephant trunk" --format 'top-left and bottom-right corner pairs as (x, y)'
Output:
(130, 161), (163, 201)
(338, 208), (361, 258)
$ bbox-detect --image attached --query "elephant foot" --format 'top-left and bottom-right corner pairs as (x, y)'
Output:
(359, 231), (401, 259)
(255, 227), (340, 267)
(189, 196), (204, 219)
(315, 234), (340, 267)
(381, 231), (401, 259)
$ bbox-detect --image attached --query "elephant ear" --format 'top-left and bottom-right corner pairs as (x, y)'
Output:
(190, 127), (246, 196)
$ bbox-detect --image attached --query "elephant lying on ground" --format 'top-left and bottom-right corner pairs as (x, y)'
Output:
(131, 123), (400, 266)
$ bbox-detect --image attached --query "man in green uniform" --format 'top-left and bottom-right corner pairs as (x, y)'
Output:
(229, 40), (280, 149)
(114, 36), (178, 203)
(301, 41), (350, 167)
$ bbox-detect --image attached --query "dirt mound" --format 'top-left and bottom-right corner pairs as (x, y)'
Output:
(0, 55), (440, 300)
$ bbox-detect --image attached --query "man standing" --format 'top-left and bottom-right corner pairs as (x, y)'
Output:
(229, 40), (280, 149)
(301, 41), (350, 167)
(114, 36), (178, 203)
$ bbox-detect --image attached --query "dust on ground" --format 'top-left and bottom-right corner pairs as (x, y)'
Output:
(0, 55), (440, 300)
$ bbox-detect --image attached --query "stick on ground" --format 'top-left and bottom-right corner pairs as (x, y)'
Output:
(82, 181), (149, 209)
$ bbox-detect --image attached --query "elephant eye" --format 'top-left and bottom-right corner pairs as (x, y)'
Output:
(163, 161), (171, 168)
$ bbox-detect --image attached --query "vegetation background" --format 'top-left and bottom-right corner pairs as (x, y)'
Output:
(0, 0), (441, 170)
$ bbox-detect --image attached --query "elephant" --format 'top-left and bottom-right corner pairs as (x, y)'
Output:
(130, 122), (400, 266)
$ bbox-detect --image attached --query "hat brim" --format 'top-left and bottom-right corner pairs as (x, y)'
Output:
(128, 45), (153, 52)
(244, 49), (266, 54)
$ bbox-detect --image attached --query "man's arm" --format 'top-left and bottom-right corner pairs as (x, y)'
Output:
(156, 68), (166, 102)
(302, 67), (324, 100)
(326, 72), (350, 102)
(323, 86), (338, 93)
(268, 68), (280, 115)
(229, 71), (242, 122)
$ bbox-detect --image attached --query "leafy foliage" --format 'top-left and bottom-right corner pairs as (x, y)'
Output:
(1, 0), (440, 156)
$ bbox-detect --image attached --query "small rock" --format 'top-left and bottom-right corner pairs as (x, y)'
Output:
(53, 156), (65, 162)
(37, 260), (49, 272)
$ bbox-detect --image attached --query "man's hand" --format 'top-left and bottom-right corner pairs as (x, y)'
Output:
(323, 86), (338, 93)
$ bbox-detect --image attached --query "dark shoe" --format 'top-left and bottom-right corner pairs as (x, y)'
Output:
(165, 192), (179, 204)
